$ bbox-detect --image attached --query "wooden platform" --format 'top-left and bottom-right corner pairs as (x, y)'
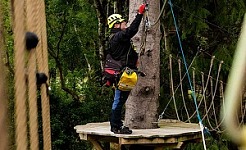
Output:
(74, 120), (202, 150)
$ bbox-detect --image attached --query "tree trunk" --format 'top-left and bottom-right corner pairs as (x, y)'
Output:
(125, 0), (161, 129)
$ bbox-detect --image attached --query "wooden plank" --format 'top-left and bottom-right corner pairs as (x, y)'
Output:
(158, 119), (200, 129)
(88, 136), (103, 150)
(79, 133), (88, 140)
(118, 134), (201, 145)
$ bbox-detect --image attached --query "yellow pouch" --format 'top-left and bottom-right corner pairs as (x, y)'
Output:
(118, 67), (138, 91)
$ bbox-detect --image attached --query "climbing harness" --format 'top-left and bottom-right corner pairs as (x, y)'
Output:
(103, 34), (139, 90)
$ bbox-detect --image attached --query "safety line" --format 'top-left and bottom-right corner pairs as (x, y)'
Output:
(168, 0), (207, 149)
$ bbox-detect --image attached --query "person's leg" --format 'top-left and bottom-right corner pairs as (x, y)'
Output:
(110, 89), (130, 133)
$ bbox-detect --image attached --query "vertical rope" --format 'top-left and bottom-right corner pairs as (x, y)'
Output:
(26, 0), (39, 149)
(210, 61), (223, 130)
(178, 59), (190, 122)
(186, 72), (204, 121)
(0, 1), (9, 148)
(192, 68), (196, 94)
(215, 81), (225, 132)
(38, 0), (51, 149)
(12, 0), (28, 149)
(169, 55), (180, 120)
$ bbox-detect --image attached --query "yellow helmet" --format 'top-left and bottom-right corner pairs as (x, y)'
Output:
(107, 14), (125, 29)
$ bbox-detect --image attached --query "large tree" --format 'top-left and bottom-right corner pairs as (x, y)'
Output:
(125, 0), (160, 129)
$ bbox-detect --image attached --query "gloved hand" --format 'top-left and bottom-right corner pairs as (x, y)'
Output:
(138, 4), (146, 14)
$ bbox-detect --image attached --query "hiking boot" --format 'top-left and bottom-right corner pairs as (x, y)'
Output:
(111, 126), (132, 134)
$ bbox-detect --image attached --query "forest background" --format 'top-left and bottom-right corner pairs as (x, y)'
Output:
(1, 0), (246, 149)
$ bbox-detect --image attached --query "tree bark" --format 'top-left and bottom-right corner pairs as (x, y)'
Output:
(125, 0), (161, 129)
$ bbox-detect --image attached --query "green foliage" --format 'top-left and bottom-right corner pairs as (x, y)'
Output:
(163, 0), (246, 88)
(49, 79), (113, 149)
(2, 0), (245, 149)
(46, 0), (98, 73)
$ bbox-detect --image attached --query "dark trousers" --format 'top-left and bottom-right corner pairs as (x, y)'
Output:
(110, 89), (130, 129)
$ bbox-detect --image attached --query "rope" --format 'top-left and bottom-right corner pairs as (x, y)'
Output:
(12, 0), (29, 149)
(169, 0), (201, 121)
(187, 56), (215, 124)
(169, 55), (180, 120)
(192, 68), (196, 96)
(159, 53), (227, 130)
(159, 52), (234, 132)
(214, 81), (226, 132)
(206, 61), (223, 131)
(39, 0), (52, 149)
(168, 0), (207, 149)
(0, 1), (9, 148)
(158, 52), (199, 120)
(151, 0), (167, 27)
(26, 0), (39, 149)
(178, 59), (190, 122)
(199, 62), (222, 131)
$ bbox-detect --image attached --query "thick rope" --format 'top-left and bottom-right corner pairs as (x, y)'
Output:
(26, 0), (39, 149)
(38, 0), (52, 149)
(0, 1), (9, 148)
(12, 0), (29, 149)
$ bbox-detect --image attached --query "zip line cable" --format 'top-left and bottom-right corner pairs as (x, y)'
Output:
(168, 0), (207, 149)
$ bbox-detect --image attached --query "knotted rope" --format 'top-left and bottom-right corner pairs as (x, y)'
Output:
(37, 0), (51, 149)
(26, 0), (40, 149)
(12, 0), (51, 149)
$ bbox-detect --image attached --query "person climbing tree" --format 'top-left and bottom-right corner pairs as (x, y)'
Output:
(106, 3), (146, 134)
